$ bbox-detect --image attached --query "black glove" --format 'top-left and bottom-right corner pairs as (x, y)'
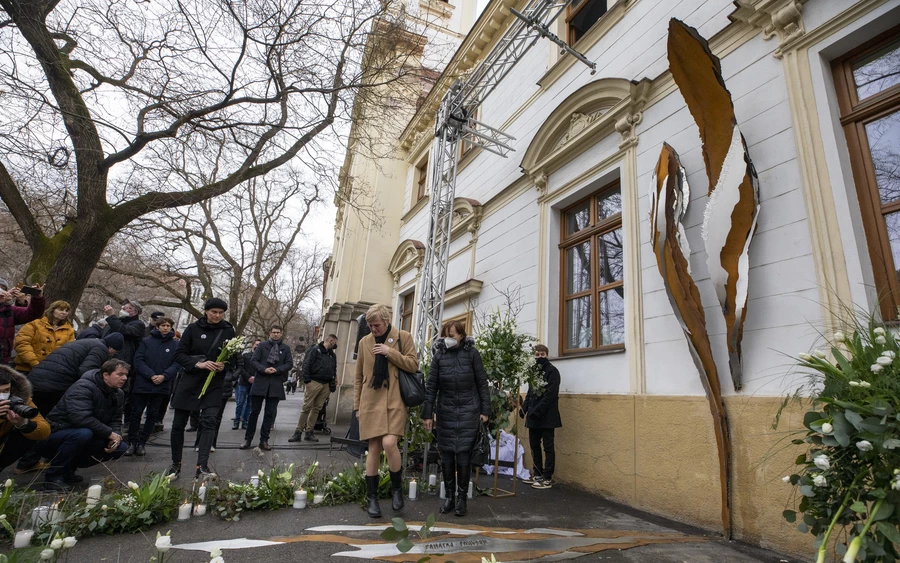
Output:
(329, 381), (337, 393)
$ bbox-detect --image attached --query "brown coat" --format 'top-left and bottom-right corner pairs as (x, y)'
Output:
(0, 365), (51, 442)
(354, 326), (418, 440)
(14, 317), (75, 373)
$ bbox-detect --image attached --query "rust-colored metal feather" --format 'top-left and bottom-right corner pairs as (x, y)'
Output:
(667, 18), (760, 392)
(650, 143), (732, 538)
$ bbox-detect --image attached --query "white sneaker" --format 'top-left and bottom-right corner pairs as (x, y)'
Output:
(210, 447), (216, 452)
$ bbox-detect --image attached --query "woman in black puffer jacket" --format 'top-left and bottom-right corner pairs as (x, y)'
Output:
(421, 320), (490, 517)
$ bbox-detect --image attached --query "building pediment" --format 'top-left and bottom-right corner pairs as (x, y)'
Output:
(450, 198), (483, 241)
(389, 239), (426, 281)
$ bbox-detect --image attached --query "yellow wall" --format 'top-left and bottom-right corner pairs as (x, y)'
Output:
(526, 394), (811, 558)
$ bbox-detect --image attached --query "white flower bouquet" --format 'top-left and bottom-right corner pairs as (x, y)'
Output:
(199, 336), (246, 398)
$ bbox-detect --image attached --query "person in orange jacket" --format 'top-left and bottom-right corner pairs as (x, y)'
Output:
(0, 365), (51, 470)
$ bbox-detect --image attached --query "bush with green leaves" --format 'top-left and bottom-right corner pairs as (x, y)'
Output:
(781, 323), (900, 562)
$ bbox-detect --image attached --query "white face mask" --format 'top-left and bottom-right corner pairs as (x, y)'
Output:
(444, 337), (458, 349)
(0, 392), (10, 401)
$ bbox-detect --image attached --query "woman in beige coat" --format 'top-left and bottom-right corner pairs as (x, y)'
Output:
(354, 303), (418, 518)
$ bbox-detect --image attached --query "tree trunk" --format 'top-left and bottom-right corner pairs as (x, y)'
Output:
(37, 221), (115, 309)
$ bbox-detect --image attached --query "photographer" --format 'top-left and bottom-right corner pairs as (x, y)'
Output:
(37, 359), (129, 491)
(0, 279), (46, 366)
(0, 365), (50, 470)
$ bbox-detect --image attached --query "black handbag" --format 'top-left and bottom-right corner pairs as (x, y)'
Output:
(396, 335), (425, 407)
(470, 422), (490, 466)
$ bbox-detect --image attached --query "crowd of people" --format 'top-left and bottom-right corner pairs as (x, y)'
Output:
(0, 285), (561, 517)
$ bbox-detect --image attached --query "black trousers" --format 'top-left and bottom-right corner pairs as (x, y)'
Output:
(171, 406), (220, 469)
(244, 395), (279, 442)
(155, 392), (170, 426)
(15, 389), (65, 469)
(0, 431), (39, 470)
(528, 428), (556, 479)
(202, 397), (231, 449)
(440, 450), (471, 497)
(128, 394), (166, 445)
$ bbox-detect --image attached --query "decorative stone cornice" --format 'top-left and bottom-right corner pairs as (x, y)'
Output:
(389, 239), (426, 287)
(443, 279), (483, 307)
(615, 79), (652, 150)
(531, 171), (548, 196)
(730, 0), (808, 58)
(450, 198), (483, 241)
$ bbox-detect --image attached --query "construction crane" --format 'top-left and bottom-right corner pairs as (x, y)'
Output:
(414, 0), (597, 358)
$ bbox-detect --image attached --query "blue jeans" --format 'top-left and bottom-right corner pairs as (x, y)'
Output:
(233, 384), (251, 423)
(38, 428), (128, 481)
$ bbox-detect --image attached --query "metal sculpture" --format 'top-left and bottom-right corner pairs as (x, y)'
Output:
(649, 143), (732, 538)
(667, 18), (761, 392)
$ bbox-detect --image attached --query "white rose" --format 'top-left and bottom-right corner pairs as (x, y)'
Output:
(861, 381), (872, 388)
(101, 505), (108, 511)
(814, 350), (827, 359)
(782, 475), (791, 483)
(871, 364), (884, 374)
(211, 557), (225, 563)
(40, 549), (54, 560)
(876, 336), (887, 345)
(857, 440), (873, 452)
(128, 481), (139, 490)
(833, 331), (846, 343)
(314, 461), (320, 466)
(63, 537), (77, 549)
(257, 470), (264, 478)
(3, 479), (11, 488)
(51, 539), (63, 550)
(875, 327), (886, 335)
(849, 381), (860, 387)
(883, 351), (896, 359)
(798, 353), (813, 361)
(813, 475), (827, 487)
(821, 423), (834, 434)
(877, 356), (893, 366)
(211, 547), (223, 557)
(814, 454), (831, 470)
(156, 535), (172, 552)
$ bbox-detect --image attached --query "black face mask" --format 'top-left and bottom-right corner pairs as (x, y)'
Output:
(536, 357), (549, 366)
(331, 343), (337, 351)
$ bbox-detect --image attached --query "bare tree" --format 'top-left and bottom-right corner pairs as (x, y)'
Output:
(0, 0), (426, 308)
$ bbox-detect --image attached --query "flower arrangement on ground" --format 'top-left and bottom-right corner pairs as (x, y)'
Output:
(782, 322), (900, 562)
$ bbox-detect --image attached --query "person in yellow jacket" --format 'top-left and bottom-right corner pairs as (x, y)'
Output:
(0, 365), (51, 469)
(14, 300), (76, 373)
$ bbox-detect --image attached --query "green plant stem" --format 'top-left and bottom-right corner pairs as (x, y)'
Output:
(843, 498), (885, 563)
(817, 471), (866, 563)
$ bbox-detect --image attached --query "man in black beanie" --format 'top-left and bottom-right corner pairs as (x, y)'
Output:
(167, 298), (234, 479)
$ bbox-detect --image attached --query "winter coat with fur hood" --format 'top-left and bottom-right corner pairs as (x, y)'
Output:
(0, 365), (51, 442)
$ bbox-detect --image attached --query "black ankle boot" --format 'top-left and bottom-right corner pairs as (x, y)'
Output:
(365, 475), (382, 518)
(440, 462), (455, 514)
(455, 463), (471, 517)
(389, 470), (404, 511)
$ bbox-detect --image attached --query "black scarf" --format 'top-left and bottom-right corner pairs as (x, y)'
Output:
(371, 324), (392, 390)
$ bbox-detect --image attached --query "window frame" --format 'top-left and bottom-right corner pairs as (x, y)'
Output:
(558, 180), (624, 356)
(399, 291), (415, 333)
(459, 108), (479, 161)
(416, 158), (428, 203)
(833, 25), (900, 321)
(566, 0), (607, 46)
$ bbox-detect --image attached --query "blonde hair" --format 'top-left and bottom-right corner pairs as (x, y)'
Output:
(45, 300), (71, 324)
(365, 303), (391, 324)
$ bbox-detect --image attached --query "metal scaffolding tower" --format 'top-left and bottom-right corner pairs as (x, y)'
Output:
(414, 0), (596, 358)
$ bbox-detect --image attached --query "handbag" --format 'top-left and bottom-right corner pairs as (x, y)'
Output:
(470, 422), (490, 466)
(396, 335), (425, 407)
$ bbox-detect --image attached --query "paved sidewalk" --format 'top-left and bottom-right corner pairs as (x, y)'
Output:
(3, 391), (805, 562)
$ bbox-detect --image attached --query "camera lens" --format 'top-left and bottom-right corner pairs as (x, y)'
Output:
(8, 397), (38, 419)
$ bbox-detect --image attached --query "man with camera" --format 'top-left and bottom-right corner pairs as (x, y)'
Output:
(0, 365), (50, 470)
(36, 359), (129, 491)
(0, 279), (45, 367)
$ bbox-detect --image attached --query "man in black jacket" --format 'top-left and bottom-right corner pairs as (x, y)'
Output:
(289, 334), (337, 443)
(103, 299), (146, 428)
(37, 359), (129, 491)
(232, 340), (259, 430)
(168, 298), (235, 480)
(520, 344), (561, 490)
(240, 326), (292, 451)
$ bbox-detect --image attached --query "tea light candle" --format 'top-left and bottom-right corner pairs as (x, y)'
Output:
(86, 484), (102, 508)
(249, 475), (260, 487)
(313, 492), (325, 505)
(31, 506), (49, 528)
(48, 502), (60, 524)
(408, 479), (417, 501)
(177, 501), (192, 521)
(293, 489), (307, 509)
(198, 484), (207, 503)
(439, 481), (446, 499)
(13, 530), (34, 548)
(428, 474), (437, 487)
(193, 503), (207, 516)
(467, 481), (473, 499)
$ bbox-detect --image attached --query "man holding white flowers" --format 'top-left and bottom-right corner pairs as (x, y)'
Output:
(169, 298), (235, 480)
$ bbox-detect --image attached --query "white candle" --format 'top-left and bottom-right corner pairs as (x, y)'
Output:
(177, 502), (192, 521)
(48, 502), (61, 524)
(439, 482), (445, 499)
(13, 530), (34, 548)
(408, 479), (417, 501)
(293, 490), (307, 509)
(428, 474), (437, 487)
(86, 484), (102, 508)
(198, 484), (207, 503)
(249, 476), (260, 487)
(31, 506), (49, 528)
(468, 481), (473, 499)
(313, 492), (325, 505)
(193, 504), (207, 516)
